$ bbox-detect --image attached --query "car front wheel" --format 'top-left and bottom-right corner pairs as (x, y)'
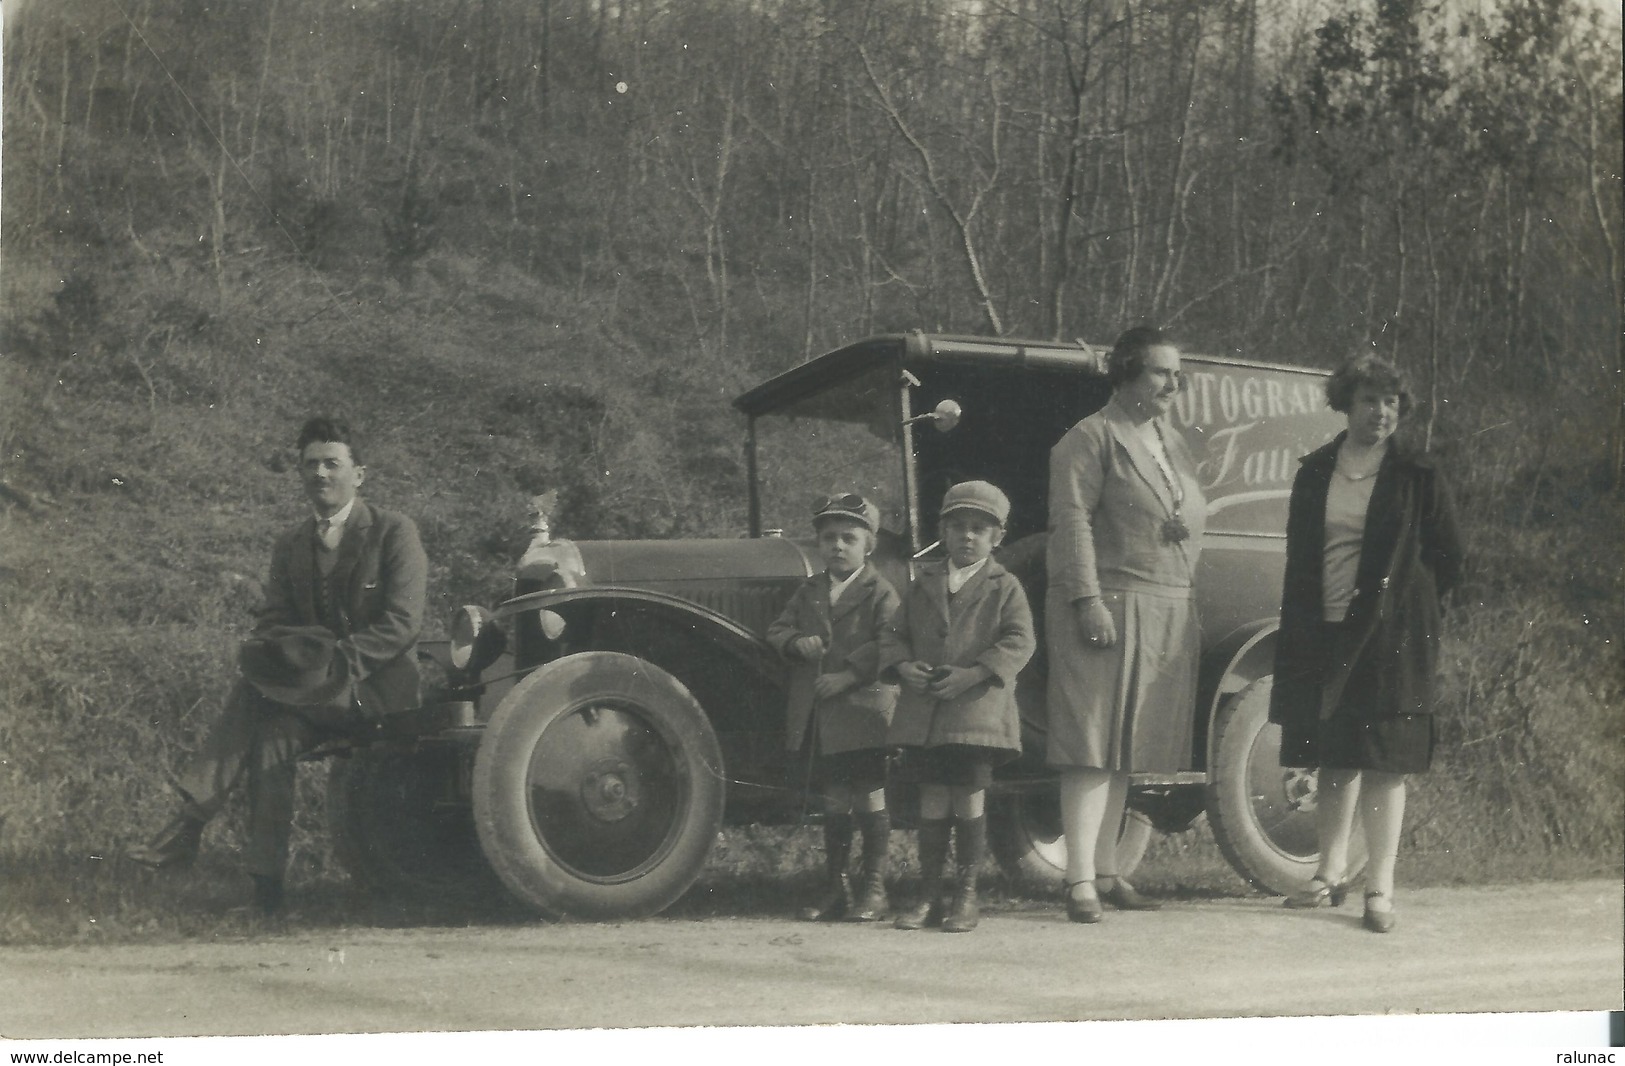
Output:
(472, 651), (725, 919)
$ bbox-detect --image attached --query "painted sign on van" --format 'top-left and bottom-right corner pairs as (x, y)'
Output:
(1172, 362), (1343, 536)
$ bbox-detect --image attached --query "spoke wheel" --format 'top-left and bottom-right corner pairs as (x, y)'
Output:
(473, 652), (724, 919)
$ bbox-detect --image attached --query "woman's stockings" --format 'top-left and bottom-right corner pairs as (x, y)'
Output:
(1358, 771), (1407, 909)
(1314, 768), (1361, 884)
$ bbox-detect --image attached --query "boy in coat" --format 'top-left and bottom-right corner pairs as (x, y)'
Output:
(766, 494), (901, 922)
(881, 481), (1035, 932)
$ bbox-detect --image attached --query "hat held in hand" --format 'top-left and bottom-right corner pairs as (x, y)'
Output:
(239, 625), (352, 706)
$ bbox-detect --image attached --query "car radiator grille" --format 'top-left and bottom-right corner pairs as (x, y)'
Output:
(656, 580), (796, 638)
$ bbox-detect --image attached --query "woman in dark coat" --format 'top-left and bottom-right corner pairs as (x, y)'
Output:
(1269, 354), (1463, 933)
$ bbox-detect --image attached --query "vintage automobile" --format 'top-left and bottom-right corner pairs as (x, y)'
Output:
(328, 332), (1359, 919)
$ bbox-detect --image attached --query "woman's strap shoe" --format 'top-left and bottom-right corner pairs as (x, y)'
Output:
(1064, 880), (1103, 924)
(1097, 876), (1162, 911)
(1362, 891), (1396, 933)
(1283, 876), (1350, 909)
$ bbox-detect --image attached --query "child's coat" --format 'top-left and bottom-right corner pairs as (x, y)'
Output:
(766, 566), (901, 754)
(880, 559), (1036, 755)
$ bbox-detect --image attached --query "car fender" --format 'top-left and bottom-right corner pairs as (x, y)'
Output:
(1196, 618), (1277, 771)
(492, 585), (789, 738)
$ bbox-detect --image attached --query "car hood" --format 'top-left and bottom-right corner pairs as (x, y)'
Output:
(509, 536), (817, 638)
(522, 535), (819, 588)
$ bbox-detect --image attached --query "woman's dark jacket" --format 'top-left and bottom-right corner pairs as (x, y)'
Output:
(1268, 433), (1464, 730)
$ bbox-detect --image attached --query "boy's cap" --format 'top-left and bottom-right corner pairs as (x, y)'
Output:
(813, 492), (880, 533)
(939, 480), (1010, 525)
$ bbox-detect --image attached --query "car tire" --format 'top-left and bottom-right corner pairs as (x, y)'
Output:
(1205, 675), (1367, 895)
(472, 651), (725, 920)
(327, 744), (503, 906)
(988, 788), (1154, 890)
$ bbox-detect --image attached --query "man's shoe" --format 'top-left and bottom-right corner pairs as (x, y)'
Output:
(125, 813), (205, 869)
(251, 874), (286, 916)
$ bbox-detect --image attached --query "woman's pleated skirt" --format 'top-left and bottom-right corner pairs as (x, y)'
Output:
(1044, 585), (1199, 772)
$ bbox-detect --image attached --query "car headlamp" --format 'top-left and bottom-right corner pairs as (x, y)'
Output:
(449, 605), (507, 674)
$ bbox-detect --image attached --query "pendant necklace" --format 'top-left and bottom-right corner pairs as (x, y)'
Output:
(1149, 420), (1190, 544)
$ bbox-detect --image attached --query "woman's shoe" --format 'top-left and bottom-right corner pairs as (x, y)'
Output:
(1283, 876), (1350, 909)
(1362, 891), (1396, 933)
(1097, 876), (1162, 911)
(1064, 879), (1103, 924)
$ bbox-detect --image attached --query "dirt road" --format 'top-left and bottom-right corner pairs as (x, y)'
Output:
(3, 879), (1619, 1038)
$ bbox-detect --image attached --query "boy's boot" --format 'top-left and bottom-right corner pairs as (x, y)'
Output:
(799, 814), (854, 921)
(942, 815), (986, 933)
(893, 818), (950, 929)
(848, 809), (891, 921)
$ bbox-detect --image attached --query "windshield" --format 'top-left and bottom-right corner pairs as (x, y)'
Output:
(750, 364), (906, 539)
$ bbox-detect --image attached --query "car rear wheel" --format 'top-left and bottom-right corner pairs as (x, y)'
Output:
(472, 651), (725, 919)
(1205, 675), (1367, 895)
(989, 787), (1153, 890)
(327, 744), (503, 906)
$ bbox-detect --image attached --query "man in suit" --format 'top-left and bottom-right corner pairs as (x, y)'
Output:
(127, 416), (428, 914)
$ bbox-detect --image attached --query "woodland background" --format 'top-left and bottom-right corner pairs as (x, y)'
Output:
(0, 0), (1620, 938)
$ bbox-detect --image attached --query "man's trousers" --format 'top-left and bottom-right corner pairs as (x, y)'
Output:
(175, 679), (358, 877)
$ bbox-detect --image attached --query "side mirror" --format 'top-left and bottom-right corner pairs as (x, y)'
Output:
(903, 399), (962, 433)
